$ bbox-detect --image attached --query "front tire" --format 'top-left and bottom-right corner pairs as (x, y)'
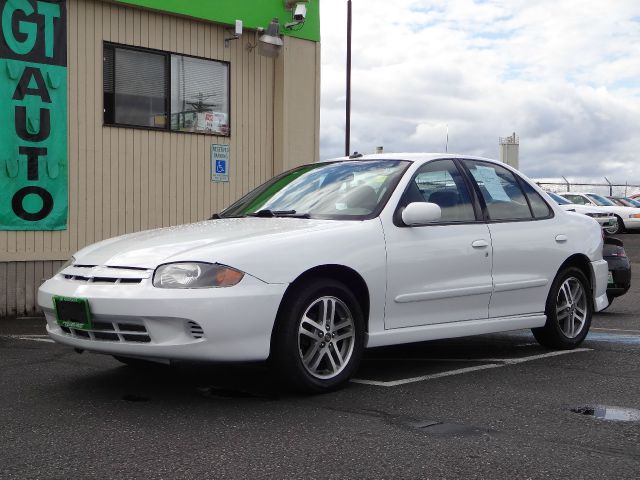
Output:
(271, 278), (365, 393)
(604, 216), (624, 235)
(532, 267), (592, 349)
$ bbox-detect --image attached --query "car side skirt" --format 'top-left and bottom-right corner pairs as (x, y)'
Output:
(365, 314), (546, 348)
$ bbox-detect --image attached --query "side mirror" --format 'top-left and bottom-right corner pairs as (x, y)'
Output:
(402, 202), (441, 226)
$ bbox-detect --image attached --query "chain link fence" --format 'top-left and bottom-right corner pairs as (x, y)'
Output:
(535, 178), (640, 198)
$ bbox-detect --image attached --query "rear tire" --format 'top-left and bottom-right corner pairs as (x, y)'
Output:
(532, 267), (592, 349)
(271, 278), (364, 393)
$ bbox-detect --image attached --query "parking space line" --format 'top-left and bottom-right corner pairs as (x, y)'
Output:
(592, 327), (640, 334)
(17, 337), (55, 343)
(352, 363), (504, 387)
(477, 348), (592, 364)
(0, 335), (54, 343)
(352, 348), (592, 387)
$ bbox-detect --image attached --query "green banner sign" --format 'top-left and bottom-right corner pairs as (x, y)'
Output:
(0, 0), (67, 231)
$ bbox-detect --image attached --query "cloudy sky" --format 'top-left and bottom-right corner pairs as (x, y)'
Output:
(318, 0), (640, 181)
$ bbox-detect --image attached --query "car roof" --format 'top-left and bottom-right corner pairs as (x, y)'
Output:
(319, 153), (499, 164)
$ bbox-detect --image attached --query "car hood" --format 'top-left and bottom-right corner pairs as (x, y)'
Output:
(74, 218), (356, 268)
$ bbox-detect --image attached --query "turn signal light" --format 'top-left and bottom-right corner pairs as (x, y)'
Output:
(215, 268), (244, 287)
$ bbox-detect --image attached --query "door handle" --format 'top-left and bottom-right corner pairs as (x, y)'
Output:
(555, 234), (568, 243)
(471, 239), (489, 248)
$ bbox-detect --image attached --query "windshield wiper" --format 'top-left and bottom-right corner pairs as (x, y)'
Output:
(249, 209), (310, 218)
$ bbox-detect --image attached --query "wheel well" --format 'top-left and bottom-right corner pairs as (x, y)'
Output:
(279, 265), (370, 330)
(558, 254), (592, 288)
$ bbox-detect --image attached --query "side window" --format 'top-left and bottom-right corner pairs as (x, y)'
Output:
(464, 160), (532, 221)
(565, 194), (586, 205)
(402, 160), (476, 223)
(519, 179), (553, 218)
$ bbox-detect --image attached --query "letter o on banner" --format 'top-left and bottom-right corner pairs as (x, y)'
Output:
(12, 186), (54, 221)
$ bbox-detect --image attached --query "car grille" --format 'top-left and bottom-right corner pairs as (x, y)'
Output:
(60, 320), (151, 343)
(586, 213), (612, 219)
(62, 265), (150, 284)
(187, 321), (205, 339)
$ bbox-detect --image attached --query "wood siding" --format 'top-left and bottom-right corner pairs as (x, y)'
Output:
(1, 0), (286, 316)
(0, 0), (275, 263)
(0, 261), (65, 317)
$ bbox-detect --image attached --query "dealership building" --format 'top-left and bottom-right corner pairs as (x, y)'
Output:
(0, 0), (321, 317)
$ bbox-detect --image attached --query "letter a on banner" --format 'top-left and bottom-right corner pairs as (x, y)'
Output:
(0, 0), (68, 230)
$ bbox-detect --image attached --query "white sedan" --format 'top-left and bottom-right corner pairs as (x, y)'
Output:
(39, 154), (609, 392)
(558, 192), (640, 234)
(545, 192), (616, 231)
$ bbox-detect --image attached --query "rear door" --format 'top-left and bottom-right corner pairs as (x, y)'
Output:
(462, 160), (563, 318)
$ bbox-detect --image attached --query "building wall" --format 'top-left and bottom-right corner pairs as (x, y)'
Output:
(0, 0), (321, 317)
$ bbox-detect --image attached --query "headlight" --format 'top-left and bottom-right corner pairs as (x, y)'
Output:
(153, 262), (244, 289)
(57, 256), (75, 274)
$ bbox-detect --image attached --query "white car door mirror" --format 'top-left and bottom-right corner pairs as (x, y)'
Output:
(402, 202), (442, 226)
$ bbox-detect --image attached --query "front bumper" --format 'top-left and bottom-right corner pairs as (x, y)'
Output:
(622, 217), (640, 230)
(38, 274), (288, 362)
(595, 216), (615, 227)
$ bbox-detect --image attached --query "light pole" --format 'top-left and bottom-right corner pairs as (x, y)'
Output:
(345, 0), (352, 156)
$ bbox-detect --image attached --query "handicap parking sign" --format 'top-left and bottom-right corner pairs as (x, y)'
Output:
(211, 145), (230, 182)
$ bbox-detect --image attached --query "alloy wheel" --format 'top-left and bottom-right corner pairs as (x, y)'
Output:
(297, 296), (355, 379)
(555, 277), (588, 338)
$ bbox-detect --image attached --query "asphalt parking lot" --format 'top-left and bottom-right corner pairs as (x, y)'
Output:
(2, 236), (640, 479)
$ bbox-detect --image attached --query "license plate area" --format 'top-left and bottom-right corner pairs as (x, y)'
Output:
(54, 296), (92, 329)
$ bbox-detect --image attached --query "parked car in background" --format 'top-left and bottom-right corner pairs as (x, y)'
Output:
(628, 193), (640, 200)
(38, 154), (609, 392)
(608, 196), (640, 208)
(603, 236), (631, 307)
(546, 192), (616, 231)
(547, 194), (630, 307)
(558, 192), (640, 234)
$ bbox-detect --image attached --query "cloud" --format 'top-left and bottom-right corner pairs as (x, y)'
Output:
(319, 0), (640, 181)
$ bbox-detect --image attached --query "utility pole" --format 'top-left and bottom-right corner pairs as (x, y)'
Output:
(345, 0), (352, 156)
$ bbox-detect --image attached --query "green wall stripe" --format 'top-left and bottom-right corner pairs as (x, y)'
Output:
(114, 0), (320, 42)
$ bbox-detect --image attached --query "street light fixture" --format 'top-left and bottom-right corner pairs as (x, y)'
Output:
(258, 18), (284, 58)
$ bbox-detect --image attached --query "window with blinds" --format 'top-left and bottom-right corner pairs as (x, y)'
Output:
(103, 43), (230, 135)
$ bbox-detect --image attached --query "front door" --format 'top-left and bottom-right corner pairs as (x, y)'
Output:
(383, 159), (493, 329)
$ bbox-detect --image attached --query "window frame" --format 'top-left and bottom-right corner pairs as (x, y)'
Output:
(103, 41), (231, 137)
(459, 159), (554, 223)
(393, 158), (485, 227)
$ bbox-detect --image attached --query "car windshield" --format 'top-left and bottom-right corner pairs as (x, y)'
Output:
(547, 192), (572, 205)
(220, 160), (410, 220)
(609, 198), (628, 206)
(624, 197), (640, 207)
(586, 194), (616, 206)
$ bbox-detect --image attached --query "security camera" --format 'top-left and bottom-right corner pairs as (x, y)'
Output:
(293, 3), (307, 21)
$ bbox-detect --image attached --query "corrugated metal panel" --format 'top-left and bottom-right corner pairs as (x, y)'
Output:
(1, 0), (276, 314)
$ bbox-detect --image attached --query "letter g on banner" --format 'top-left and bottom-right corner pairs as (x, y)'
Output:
(1, 0), (37, 55)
